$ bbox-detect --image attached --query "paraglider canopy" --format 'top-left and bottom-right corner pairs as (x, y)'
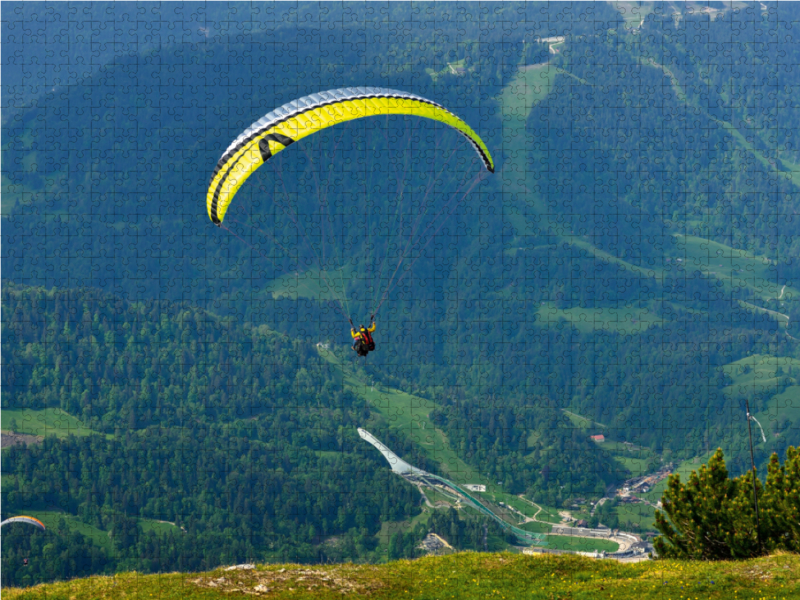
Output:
(207, 87), (495, 225)
(0, 516), (46, 531)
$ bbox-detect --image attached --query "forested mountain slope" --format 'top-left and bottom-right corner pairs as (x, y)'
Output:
(1, 284), (426, 584)
(2, 283), (613, 586)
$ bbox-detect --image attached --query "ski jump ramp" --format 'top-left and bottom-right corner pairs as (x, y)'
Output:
(357, 427), (547, 546)
(357, 428), (430, 476)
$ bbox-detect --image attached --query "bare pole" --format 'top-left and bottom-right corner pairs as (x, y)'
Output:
(744, 396), (762, 552)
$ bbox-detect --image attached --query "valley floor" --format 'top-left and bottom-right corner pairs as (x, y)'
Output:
(6, 551), (799, 599)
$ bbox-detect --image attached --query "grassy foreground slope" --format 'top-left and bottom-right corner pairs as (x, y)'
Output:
(6, 552), (799, 600)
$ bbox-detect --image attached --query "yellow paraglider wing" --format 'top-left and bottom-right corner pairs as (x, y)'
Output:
(207, 87), (494, 224)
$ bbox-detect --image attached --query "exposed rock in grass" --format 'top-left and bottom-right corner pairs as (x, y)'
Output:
(190, 565), (386, 596)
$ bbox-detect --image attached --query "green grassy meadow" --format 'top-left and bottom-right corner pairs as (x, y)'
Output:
(1, 408), (105, 439)
(760, 387), (800, 425)
(536, 304), (662, 334)
(613, 502), (658, 532)
(573, 238), (667, 278)
(317, 347), (486, 484)
(600, 441), (661, 478)
(721, 354), (800, 406)
(561, 409), (606, 431)
(6, 552), (800, 600)
(519, 521), (552, 534)
(1, 510), (184, 552)
(546, 535), (619, 553)
(267, 268), (349, 301)
(8, 511), (114, 553)
(499, 62), (558, 237)
(612, 2), (656, 26)
(675, 234), (796, 302)
(481, 491), (560, 525)
(373, 509), (435, 554)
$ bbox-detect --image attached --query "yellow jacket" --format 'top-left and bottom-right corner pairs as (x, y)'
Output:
(351, 322), (375, 339)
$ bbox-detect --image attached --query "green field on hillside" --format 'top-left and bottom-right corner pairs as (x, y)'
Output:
(139, 519), (183, 535)
(499, 64), (557, 126)
(1, 408), (106, 440)
(537, 305), (661, 334)
(479, 491), (561, 525)
(546, 535), (619, 553)
(722, 354), (800, 401)
(611, 454), (660, 478)
(2, 510), (185, 551)
(499, 63), (558, 238)
(267, 268), (349, 301)
(373, 509), (435, 554)
(9, 511), (113, 552)
(601, 441), (661, 477)
(317, 348), (484, 484)
(675, 235), (797, 302)
(519, 520), (552, 534)
(759, 387), (800, 425)
(613, 502), (658, 532)
(613, 1), (656, 26)
(561, 409), (606, 431)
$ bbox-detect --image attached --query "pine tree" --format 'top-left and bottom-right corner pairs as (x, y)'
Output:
(654, 447), (799, 559)
(760, 446), (800, 553)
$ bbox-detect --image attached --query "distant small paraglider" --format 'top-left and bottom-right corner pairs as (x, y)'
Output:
(0, 516), (46, 531)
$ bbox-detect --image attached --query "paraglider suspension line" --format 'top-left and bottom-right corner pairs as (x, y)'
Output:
(272, 163), (352, 323)
(372, 169), (486, 316)
(744, 397), (762, 552)
(370, 142), (460, 315)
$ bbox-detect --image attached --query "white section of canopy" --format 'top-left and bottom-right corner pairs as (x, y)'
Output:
(225, 87), (441, 158)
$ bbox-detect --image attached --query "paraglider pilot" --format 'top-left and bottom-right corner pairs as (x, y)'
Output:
(351, 316), (376, 357)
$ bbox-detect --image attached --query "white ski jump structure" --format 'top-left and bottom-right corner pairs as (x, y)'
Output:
(357, 428), (431, 476)
(358, 427), (546, 545)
